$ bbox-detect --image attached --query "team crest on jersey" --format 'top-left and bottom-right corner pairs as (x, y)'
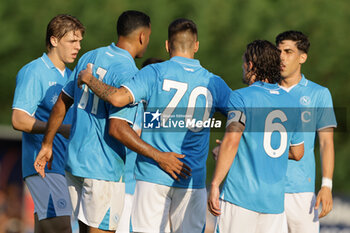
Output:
(300, 96), (311, 105)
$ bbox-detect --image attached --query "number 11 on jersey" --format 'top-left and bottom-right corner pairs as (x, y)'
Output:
(78, 65), (107, 115)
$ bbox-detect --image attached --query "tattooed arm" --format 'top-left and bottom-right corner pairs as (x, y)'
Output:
(78, 63), (133, 107)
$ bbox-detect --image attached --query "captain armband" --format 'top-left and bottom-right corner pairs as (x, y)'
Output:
(226, 110), (246, 127)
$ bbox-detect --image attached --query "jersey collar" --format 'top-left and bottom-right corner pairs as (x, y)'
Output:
(40, 53), (56, 70)
(170, 56), (201, 67)
(279, 74), (309, 92)
(299, 74), (308, 86)
(108, 43), (135, 65)
(250, 81), (280, 90)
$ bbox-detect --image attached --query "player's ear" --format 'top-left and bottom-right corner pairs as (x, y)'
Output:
(50, 36), (59, 48)
(194, 41), (199, 53)
(248, 61), (253, 72)
(299, 53), (307, 64)
(140, 31), (145, 45)
(165, 40), (170, 53)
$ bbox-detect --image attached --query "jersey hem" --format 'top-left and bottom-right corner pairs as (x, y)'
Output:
(65, 169), (123, 183)
(135, 176), (205, 189)
(220, 197), (283, 214)
(23, 169), (65, 179)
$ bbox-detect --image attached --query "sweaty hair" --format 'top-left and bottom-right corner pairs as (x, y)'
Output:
(244, 40), (281, 84)
(117, 10), (150, 37)
(46, 14), (85, 51)
(275, 30), (310, 54)
(142, 57), (164, 68)
(168, 18), (198, 52)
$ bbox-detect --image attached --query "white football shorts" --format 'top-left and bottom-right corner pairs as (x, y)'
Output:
(65, 171), (125, 231)
(214, 199), (285, 233)
(132, 180), (207, 233)
(284, 192), (319, 233)
(115, 193), (134, 233)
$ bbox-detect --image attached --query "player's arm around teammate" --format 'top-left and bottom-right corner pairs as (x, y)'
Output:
(78, 64), (191, 181)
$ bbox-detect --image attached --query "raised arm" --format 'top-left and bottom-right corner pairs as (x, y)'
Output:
(315, 127), (335, 218)
(109, 118), (191, 181)
(34, 92), (73, 177)
(208, 122), (244, 216)
(78, 63), (133, 107)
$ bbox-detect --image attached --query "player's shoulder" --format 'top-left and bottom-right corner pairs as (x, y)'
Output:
(304, 78), (328, 92)
(17, 55), (47, 78)
(301, 77), (333, 103)
(79, 46), (107, 62)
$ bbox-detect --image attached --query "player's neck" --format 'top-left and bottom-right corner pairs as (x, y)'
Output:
(116, 40), (138, 59)
(281, 72), (302, 88)
(169, 51), (195, 59)
(47, 50), (66, 71)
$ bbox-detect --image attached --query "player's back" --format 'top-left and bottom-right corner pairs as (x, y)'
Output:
(62, 43), (138, 182)
(125, 56), (231, 188)
(221, 81), (303, 214)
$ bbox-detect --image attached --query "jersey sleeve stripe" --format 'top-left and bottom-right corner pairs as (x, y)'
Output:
(12, 107), (34, 116)
(61, 89), (73, 99)
(121, 85), (136, 104)
(290, 141), (304, 146)
(109, 116), (133, 125)
(317, 125), (337, 131)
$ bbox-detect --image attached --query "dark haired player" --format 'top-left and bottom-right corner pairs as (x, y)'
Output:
(78, 18), (231, 233)
(208, 40), (304, 233)
(276, 30), (337, 233)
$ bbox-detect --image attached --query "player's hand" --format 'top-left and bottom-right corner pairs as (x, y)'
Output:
(78, 63), (93, 89)
(155, 152), (191, 181)
(212, 139), (222, 161)
(315, 186), (333, 218)
(34, 145), (53, 178)
(208, 184), (221, 216)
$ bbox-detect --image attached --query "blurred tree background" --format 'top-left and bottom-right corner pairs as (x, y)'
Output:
(0, 0), (349, 193)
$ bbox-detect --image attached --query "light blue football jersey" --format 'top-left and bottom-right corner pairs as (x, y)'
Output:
(62, 43), (138, 182)
(122, 56), (231, 189)
(12, 53), (73, 178)
(221, 81), (304, 214)
(280, 75), (337, 193)
(124, 102), (144, 194)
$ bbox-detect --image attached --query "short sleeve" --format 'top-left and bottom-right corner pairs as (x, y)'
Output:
(226, 90), (246, 127)
(210, 76), (232, 115)
(109, 104), (138, 125)
(316, 88), (337, 130)
(122, 65), (157, 104)
(12, 67), (43, 115)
